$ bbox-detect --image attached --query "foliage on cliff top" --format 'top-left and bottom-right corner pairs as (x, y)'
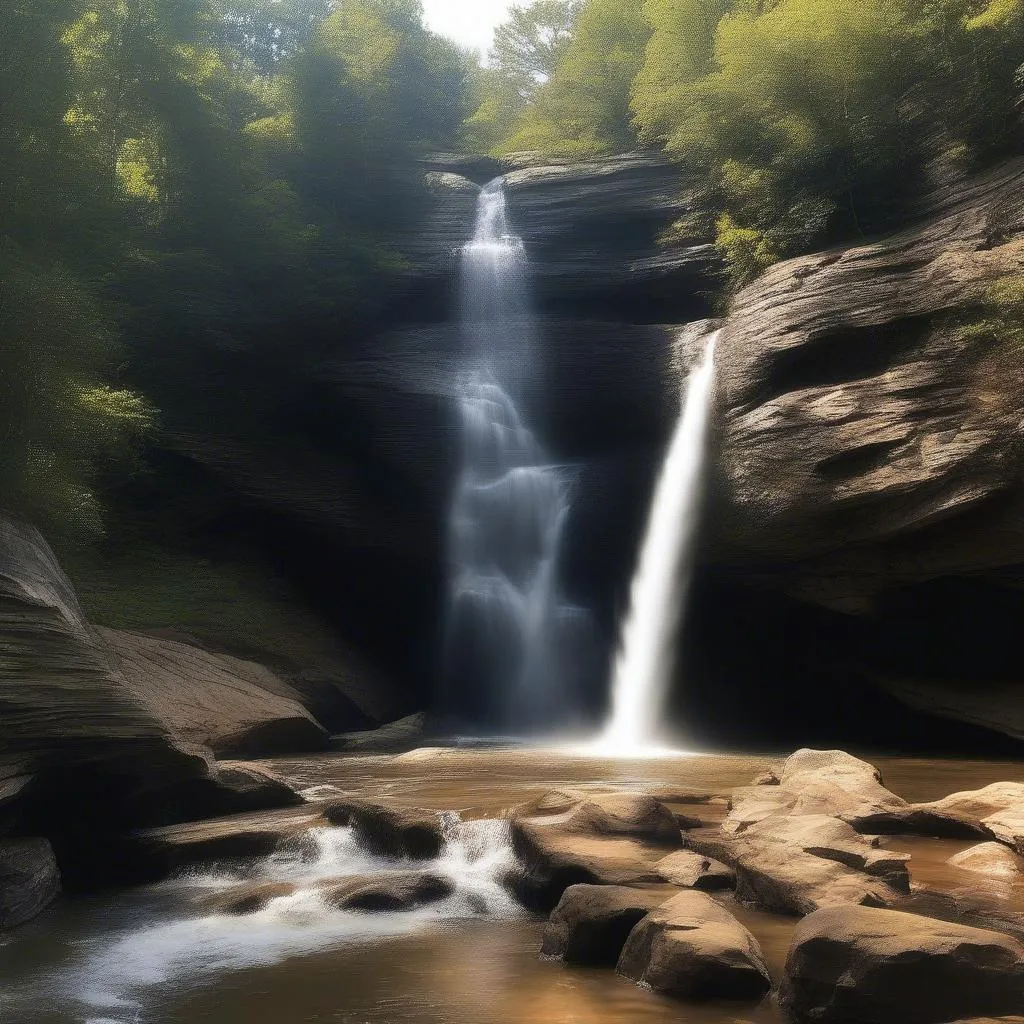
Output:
(2, 0), (474, 540)
(475, 0), (1024, 285)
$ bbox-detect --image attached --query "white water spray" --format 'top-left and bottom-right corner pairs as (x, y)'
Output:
(599, 331), (718, 754)
(446, 180), (592, 731)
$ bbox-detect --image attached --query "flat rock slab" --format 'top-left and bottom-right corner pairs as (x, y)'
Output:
(0, 838), (61, 929)
(656, 850), (735, 891)
(541, 884), (667, 965)
(780, 904), (1024, 1024)
(103, 628), (328, 757)
(618, 889), (771, 1000)
(128, 806), (326, 879)
(512, 790), (682, 909)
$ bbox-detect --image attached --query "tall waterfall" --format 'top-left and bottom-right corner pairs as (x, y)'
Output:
(445, 180), (591, 733)
(599, 331), (718, 753)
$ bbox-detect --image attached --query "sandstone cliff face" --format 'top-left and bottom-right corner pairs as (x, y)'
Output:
(707, 158), (1024, 740)
(0, 520), (315, 899)
(0, 519), (211, 813)
(102, 629), (328, 757)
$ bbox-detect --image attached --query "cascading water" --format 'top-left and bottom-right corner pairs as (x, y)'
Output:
(599, 330), (719, 753)
(445, 180), (592, 733)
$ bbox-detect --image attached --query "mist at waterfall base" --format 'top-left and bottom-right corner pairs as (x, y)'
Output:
(443, 181), (597, 735)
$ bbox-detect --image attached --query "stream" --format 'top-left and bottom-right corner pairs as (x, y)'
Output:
(2, 749), (1023, 1024)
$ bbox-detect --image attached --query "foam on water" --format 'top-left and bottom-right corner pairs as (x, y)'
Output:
(9, 814), (522, 1023)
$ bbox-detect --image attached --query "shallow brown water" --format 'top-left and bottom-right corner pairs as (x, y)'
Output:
(2, 747), (1023, 1024)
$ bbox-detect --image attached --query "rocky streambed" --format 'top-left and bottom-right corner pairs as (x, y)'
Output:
(4, 746), (1024, 1024)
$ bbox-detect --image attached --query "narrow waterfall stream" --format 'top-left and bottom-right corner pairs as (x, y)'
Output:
(600, 332), (719, 753)
(445, 180), (591, 733)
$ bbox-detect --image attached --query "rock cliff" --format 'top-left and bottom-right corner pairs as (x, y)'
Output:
(704, 158), (1024, 743)
(0, 520), (314, 902)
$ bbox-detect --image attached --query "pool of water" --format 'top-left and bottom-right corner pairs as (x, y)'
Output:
(1, 748), (1021, 1024)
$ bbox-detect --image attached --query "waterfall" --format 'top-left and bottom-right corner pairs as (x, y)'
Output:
(599, 331), (718, 753)
(445, 180), (592, 733)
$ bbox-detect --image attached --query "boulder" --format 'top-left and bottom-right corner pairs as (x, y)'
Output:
(726, 750), (985, 837)
(618, 890), (771, 1000)
(656, 850), (735, 891)
(920, 783), (1024, 852)
(330, 713), (427, 754)
(780, 904), (1024, 1024)
(102, 628), (327, 757)
(0, 838), (61, 929)
(322, 800), (444, 860)
(541, 884), (666, 965)
(511, 791), (680, 909)
(563, 793), (682, 845)
(691, 815), (908, 916)
(319, 871), (454, 912)
(211, 763), (306, 814)
(949, 841), (1024, 879)
(198, 880), (298, 915)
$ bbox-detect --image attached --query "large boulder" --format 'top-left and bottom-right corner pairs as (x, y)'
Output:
(920, 783), (1024, 853)
(540, 884), (667, 965)
(618, 889), (772, 1000)
(102, 629), (328, 757)
(511, 791), (681, 909)
(0, 838), (60, 929)
(726, 750), (985, 837)
(780, 904), (1024, 1024)
(949, 842), (1024, 879)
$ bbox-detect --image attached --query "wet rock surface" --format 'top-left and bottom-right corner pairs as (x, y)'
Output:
(950, 842), (1024, 879)
(541, 883), (667, 965)
(322, 800), (445, 860)
(319, 871), (455, 912)
(0, 838), (61, 929)
(655, 850), (736, 891)
(618, 889), (772, 1000)
(780, 904), (1024, 1024)
(511, 791), (681, 908)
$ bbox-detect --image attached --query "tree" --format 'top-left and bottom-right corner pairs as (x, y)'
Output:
(500, 0), (650, 156)
(491, 0), (583, 90)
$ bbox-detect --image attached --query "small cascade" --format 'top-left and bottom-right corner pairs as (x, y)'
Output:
(445, 180), (592, 732)
(599, 331), (719, 754)
(32, 814), (523, 1022)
